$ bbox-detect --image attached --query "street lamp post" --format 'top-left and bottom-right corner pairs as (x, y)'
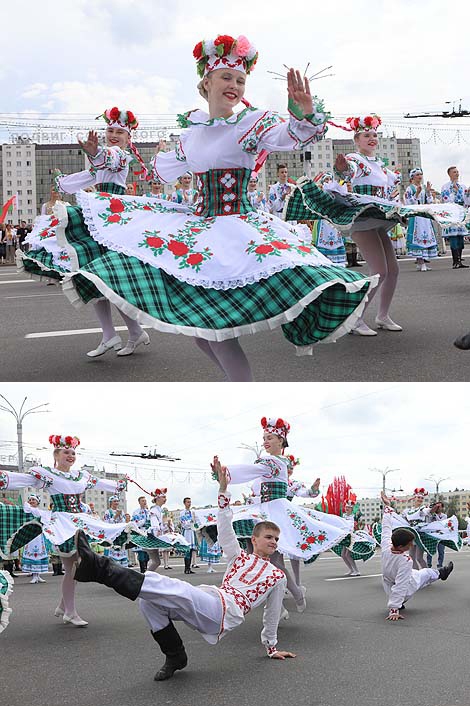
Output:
(0, 394), (49, 471)
(425, 474), (450, 498)
(370, 467), (400, 494)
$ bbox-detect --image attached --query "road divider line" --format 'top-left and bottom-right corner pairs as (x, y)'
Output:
(26, 325), (150, 339)
(6, 294), (63, 299)
(0, 280), (33, 285)
(325, 573), (382, 581)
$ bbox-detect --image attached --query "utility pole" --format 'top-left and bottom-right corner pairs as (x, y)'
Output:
(0, 394), (49, 470)
(425, 474), (450, 498)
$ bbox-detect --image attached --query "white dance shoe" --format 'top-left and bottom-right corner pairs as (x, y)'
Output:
(54, 606), (65, 617)
(350, 320), (377, 336)
(37, 576), (46, 583)
(280, 606), (290, 621)
(350, 571), (361, 577)
(30, 576), (39, 584)
(375, 316), (403, 332)
(87, 335), (122, 358)
(63, 614), (89, 627)
(116, 330), (150, 356)
(207, 566), (216, 573)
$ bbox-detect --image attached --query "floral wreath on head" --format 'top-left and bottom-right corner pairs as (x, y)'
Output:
(260, 417), (291, 445)
(412, 487), (428, 497)
(98, 107), (139, 132)
(409, 167), (423, 180)
(49, 434), (80, 449)
(108, 495), (120, 504)
(151, 487), (167, 497)
(193, 34), (258, 78)
(345, 114), (382, 132)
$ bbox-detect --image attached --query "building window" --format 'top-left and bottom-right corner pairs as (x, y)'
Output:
(28, 209), (33, 214)
(7, 190), (12, 195)
(6, 171), (11, 177)
(26, 161), (31, 166)
(16, 161), (22, 167)
(6, 161), (11, 166)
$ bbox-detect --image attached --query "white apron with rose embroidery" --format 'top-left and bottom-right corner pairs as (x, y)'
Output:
(53, 105), (377, 352)
(193, 454), (351, 561)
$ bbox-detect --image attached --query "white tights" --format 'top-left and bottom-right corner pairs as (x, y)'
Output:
(194, 338), (253, 382)
(93, 299), (143, 342)
(57, 555), (81, 618)
(352, 228), (399, 320)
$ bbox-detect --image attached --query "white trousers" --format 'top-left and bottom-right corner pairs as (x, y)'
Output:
(138, 572), (223, 635)
(407, 567), (439, 600)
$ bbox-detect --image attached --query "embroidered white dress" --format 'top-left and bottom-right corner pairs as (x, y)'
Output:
(404, 184), (438, 258)
(53, 105), (377, 354)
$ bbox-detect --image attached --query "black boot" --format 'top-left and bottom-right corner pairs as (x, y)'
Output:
(57, 562), (65, 576)
(151, 621), (188, 681)
(183, 556), (194, 574)
(438, 561), (454, 580)
(451, 248), (460, 268)
(346, 252), (353, 268)
(52, 564), (59, 576)
(74, 530), (144, 600)
(351, 250), (363, 267)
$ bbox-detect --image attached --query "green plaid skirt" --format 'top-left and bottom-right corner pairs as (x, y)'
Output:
(372, 523), (460, 554)
(68, 255), (371, 346)
(332, 537), (376, 562)
(21, 249), (67, 281)
(0, 505), (43, 558)
(285, 178), (440, 232)
(128, 532), (189, 553)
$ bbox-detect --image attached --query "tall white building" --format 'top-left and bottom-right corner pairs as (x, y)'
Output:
(1, 139), (37, 222)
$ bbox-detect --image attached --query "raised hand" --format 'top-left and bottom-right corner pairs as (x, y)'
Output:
(155, 139), (166, 155)
(78, 130), (99, 157)
(380, 490), (391, 506)
(335, 154), (349, 174)
(287, 68), (313, 116)
(312, 478), (321, 492)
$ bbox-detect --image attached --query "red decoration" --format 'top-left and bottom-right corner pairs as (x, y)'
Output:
(324, 476), (354, 516)
(186, 253), (204, 266)
(167, 240), (189, 256)
(127, 110), (136, 123)
(146, 236), (164, 248)
(107, 214), (121, 223)
(214, 34), (235, 54)
(109, 107), (120, 120)
(109, 198), (125, 213)
(193, 41), (203, 60)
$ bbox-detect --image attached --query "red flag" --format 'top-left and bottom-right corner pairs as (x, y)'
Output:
(0, 194), (17, 223)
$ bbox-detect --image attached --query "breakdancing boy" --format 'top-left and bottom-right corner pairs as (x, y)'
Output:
(380, 491), (454, 622)
(73, 463), (295, 680)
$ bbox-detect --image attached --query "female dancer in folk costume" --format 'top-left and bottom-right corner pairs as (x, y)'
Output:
(171, 172), (197, 205)
(103, 496), (129, 567)
(311, 173), (347, 266)
(21, 493), (49, 583)
(285, 115), (469, 335)
(60, 34), (377, 382)
(404, 169), (438, 271)
(372, 487), (461, 571)
(209, 417), (351, 601)
(145, 179), (170, 200)
(128, 488), (189, 572)
(247, 171), (269, 212)
(180, 497), (199, 574)
(20, 107), (151, 358)
(441, 167), (469, 269)
(0, 434), (135, 627)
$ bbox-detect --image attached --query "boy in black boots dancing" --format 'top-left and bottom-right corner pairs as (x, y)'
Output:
(73, 462), (295, 680)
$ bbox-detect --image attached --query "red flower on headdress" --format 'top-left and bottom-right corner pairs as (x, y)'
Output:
(214, 35), (235, 55)
(364, 115), (373, 127)
(127, 110), (135, 124)
(65, 436), (73, 446)
(346, 117), (359, 131)
(261, 417), (267, 427)
(193, 41), (203, 60)
(109, 107), (120, 121)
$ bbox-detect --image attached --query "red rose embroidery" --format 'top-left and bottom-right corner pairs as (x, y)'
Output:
(306, 536), (315, 544)
(108, 214), (121, 223)
(187, 253), (204, 266)
(50, 218), (59, 228)
(255, 244), (274, 255)
(318, 534), (326, 541)
(143, 205), (152, 210)
(167, 240), (189, 256)
(109, 199), (125, 213)
(271, 240), (290, 250)
(146, 236), (164, 248)
(301, 543), (308, 550)
(298, 246), (311, 253)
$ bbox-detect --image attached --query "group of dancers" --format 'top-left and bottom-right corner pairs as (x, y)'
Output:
(15, 32), (470, 381)
(0, 414), (461, 682)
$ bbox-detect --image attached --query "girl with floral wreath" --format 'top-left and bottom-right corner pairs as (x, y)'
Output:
(20, 107), (151, 358)
(404, 168), (438, 271)
(21, 492), (49, 583)
(0, 434), (133, 627)
(59, 34), (377, 382)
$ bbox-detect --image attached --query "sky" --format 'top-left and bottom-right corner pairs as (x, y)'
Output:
(1, 382), (469, 511)
(4, 0), (470, 185)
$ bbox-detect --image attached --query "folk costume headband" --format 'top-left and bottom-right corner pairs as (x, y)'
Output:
(261, 417), (291, 444)
(327, 114), (382, 134)
(27, 492), (41, 503)
(193, 34), (258, 78)
(151, 487), (167, 497)
(409, 167), (423, 179)
(49, 434), (80, 449)
(97, 107), (148, 180)
(412, 487), (428, 497)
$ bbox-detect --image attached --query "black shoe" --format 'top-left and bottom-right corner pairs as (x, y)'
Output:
(400, 604), (406, 610)
(151, 622), (188, 681)
(454, 332), (470, 350)
(458, 262), (469, 268)
(438, 561), (454, 581)
(74, 530), (144, 600)
(184, 569), (195, 574)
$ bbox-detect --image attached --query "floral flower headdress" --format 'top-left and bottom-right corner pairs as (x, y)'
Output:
(49, 434), (80, 449)
(97, 107), (148, 180)
(108, 495), (120, 504)
(98, 107), (139, 134)
(409, 167), (423, 180)
(412, 487), (428, 497)
(345, 114), (382, 133)
(151, 487), (167, 497)
(193, 34), (258, 78)
(261, 417), (291, 442)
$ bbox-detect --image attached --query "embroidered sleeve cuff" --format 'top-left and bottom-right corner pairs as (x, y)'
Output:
(383, 506), (393, 515)
(266, 645), (279, 658)
(310, 487), (320, 497)
(388, 608), (399, 615)
(218, 492), (231, 510)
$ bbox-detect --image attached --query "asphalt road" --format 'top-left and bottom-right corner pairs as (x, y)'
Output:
(3, 550), (470, 706)
(2, 255), (470, 381)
